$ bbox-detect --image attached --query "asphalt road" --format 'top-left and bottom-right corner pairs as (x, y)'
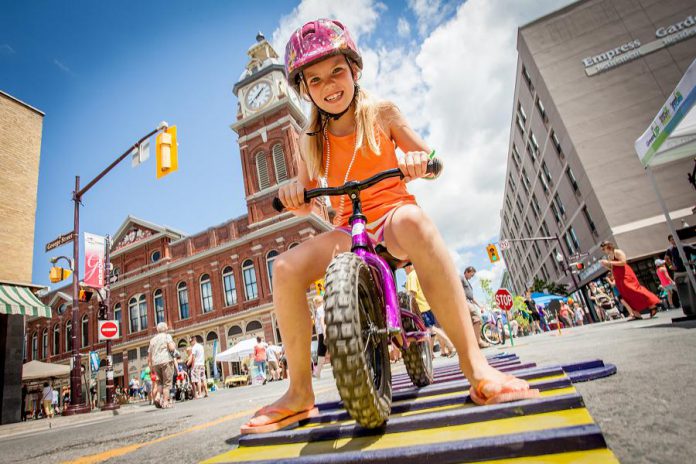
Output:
(1, 308), (693, 464)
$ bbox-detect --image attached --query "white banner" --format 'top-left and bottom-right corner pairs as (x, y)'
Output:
(84, 233), (106, 288)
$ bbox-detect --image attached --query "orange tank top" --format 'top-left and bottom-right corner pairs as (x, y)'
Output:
(324, 127), (416, 227)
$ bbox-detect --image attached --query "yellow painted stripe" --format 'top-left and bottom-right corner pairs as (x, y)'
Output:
(458, 448), (620, 464)
(202, 408), (595, 463)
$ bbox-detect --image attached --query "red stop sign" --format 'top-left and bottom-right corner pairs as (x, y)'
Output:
(99, 321), (118, 339)
(495, 288), (514, 311)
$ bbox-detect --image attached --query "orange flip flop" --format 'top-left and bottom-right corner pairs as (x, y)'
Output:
(240, 405), (319, 435)
(470, 376), (541, 406)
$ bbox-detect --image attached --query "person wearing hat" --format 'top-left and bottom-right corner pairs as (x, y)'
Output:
(655, 258), (676, 309)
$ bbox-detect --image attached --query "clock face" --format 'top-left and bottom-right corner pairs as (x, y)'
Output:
(246, 82), (272, 110)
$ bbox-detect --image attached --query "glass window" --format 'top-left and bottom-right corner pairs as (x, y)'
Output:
(81, 314), (89, 347)
(222, 266), (237, 306)
(527, 131), (539, 161)
(566, 166), (579, 193)
(554, 193), (566, 216)
(535, 96), (547, 121)
(53, 324), (60, 355)
(42, 329), (48, 359)
(31, 332), (38, 360)
(582, 206), (597, 234)
(272, 144), (288, 182)
(521, 65), (533, 91)
(516, 196), (524, 215)
(129, 297), (139, 333)
(541, 161), (552, 183)
(511, 144), (521, 169)
(151, 250), (161, 263)
(66, 321), (72, 351)
(569, 226), (580, 250)
(521, 168), (531, 194)
(200, 274), (213, 313)
(524, 219), (532, 237)
(550, 202), (562, 225)
(508, 175), (516, 194)
(114, 304), (122, 332)
(139, 295), (147, 331)
(266, 250), (279, 292)
(505, 195), (513, 212)
(256, 152), (270, 190)
(154, 289), (165, 324)
(516, 102), (527, 135)
(551, 130), (562, 156)
(242, 259), (258, 300)
(533, 242), (541, 260)
(178, 282), (190, 320)
(564, 232), (576, 255)
(512, 215), (520, 231)
(541, 220), (550, 238)
(538, 172), (549, 194)
(531, 194), (541, 219)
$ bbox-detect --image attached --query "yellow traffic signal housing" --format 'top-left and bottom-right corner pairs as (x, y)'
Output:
(78, 288), (94, 303)
(49, 266), (72, 283)
(314, 279), (325, 296)
(156, 125), (179, 179)
(486, 244), (500, 264)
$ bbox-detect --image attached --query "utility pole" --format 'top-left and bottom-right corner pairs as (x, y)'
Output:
(101, 235), (118, 411)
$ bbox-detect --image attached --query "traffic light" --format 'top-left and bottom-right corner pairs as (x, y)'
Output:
(314, 279), (325, 296)
(156, 125), (178, 179)
(486, 244), (500, 264)
(570, 262), (585, 272)
(78, 288), (94, 303)
(49, 266), (72, 283)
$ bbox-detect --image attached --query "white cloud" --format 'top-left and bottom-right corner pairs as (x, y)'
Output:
(0, 44), (15, 55)
(53, 58), (73, 74)
(397, 17), (411, 38)
(407, 0), (456, 36)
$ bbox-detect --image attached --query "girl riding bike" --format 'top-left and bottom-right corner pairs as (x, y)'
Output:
(241, 18), (539, 434)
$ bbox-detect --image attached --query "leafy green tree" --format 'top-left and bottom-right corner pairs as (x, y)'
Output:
(478, 277), (495, 309)
(529, 276), (568, 296)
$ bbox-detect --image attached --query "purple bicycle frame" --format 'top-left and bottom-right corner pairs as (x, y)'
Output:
(347, 215), (429, 350)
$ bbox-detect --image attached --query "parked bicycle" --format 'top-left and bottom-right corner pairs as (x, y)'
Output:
(481, 307), (506, 346)
(273, 159), (442, 429)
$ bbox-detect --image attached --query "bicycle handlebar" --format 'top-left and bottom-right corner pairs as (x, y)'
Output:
(272, 157), (443, 213)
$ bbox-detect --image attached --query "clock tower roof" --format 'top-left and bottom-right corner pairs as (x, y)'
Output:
(233, 32), (284, 96)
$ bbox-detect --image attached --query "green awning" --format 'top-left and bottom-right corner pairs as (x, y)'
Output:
(0, 284), (52, 318)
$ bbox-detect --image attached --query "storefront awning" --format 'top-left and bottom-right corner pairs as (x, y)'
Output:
(0, 284), (52, 318)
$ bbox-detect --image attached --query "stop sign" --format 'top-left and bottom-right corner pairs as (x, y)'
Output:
(98, 320), (120, 340)
(495, 288), (514, 311)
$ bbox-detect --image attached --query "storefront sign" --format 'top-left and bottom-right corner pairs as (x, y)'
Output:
(84, 233), (106, 288)
(583, 14), (696, 77)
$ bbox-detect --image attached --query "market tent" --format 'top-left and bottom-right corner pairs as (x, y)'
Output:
(0, 283), (51, 318)
(22, 360), (70, 381)
(216, 338), (257, 363)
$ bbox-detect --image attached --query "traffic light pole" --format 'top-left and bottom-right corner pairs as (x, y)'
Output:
(62, 126), (162, 416)
(101, 235), (119, 411)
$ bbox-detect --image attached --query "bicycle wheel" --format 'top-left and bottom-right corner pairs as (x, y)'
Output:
(399, 293), (434, 387)
(325, 252), (392, 429)
(498, 318), (506, 345)
(481, 321), (502, 345)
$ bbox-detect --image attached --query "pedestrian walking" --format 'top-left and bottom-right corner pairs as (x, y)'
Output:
(267, 344), (282, 381)
(537, 305), (551, 332)
(573, 303), (585, 326)
(525, 290), (542, 334)
(189, 336), (207, 398)
(311, 296), (328, 379)
(460, 266), (490, 348)
(655, 259), (677, 308)
(41, 382), (53, 418)
(253, 336), (268, 384)
(664, 234), (695, 273)
(600, 241), (659, 319)
(148, 322), (176, 408)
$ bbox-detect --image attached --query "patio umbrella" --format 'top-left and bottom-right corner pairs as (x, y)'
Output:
(215, 338), (257, 363)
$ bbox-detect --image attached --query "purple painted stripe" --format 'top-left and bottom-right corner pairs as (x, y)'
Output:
(391, 363), (537, 391)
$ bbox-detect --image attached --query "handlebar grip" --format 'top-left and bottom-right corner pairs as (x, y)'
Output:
(272, 197), (285, 212)
(426, 157), (444, 179)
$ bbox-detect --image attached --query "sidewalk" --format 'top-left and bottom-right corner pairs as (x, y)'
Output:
(0, 400), (153, 440)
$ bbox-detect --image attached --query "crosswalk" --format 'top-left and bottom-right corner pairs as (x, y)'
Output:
(203, 353), (619, 463)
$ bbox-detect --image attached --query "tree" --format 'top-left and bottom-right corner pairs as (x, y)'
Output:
(530, 276), (568, 296)
(478, 278), (495, 309)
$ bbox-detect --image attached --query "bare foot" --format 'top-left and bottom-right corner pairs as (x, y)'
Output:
(245, 387), (315, 427)
(468, 363), (531, 398)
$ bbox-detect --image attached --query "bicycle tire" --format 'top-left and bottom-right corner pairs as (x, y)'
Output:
(399, 293), (434, 387)
(324, 252), (392, 429)
(481, 321), (502, 345)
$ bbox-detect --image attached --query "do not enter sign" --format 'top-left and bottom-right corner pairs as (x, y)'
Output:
(495, 288), (514, 311)
(98, 320), (120, 341)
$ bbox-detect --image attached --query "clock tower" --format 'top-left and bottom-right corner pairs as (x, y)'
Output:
(231, 32), (328, 226)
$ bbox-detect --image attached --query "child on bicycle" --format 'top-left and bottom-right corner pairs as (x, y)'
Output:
(242, 18), (539, 433)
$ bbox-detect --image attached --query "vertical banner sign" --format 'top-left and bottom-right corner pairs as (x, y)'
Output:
(89, 351), (100, 372)
(84, 233), (106, 288)
(212, 339), (219, 380)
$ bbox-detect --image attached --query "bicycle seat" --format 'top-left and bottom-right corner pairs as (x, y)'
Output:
(375, 244), (411, 270)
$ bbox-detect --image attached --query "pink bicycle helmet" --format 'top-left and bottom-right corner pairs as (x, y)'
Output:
(285, 18), (362, 91)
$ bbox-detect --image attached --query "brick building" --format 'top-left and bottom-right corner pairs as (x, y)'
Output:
(26, 34), (330, 389)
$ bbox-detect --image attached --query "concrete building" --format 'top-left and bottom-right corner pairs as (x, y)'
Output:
(26, 34), (330, 391)
(499, 0), (696, 311)
(0, 90), (51, 424)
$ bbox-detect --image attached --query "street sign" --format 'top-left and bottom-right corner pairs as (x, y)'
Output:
(495, 288), (514, 311)
(45, 231), (75, 252)
(499, 240), (510, 250)
(98, 320), (120, 341)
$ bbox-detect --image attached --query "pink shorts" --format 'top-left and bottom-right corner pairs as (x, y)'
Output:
(336, 209), (395, 246)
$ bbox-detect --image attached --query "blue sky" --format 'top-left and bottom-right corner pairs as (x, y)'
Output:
(2, 0), (565, 297)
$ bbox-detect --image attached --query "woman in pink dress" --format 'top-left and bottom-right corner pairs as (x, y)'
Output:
(600, 241), (659, 320)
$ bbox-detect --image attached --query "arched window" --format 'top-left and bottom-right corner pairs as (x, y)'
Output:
(58, 303), (67, 315)
(242, 259), (258, 300)
(206, 331), (218, 342)
(128, 297), (138, 332)
(266, 250), (279, 292)
(272, 144), (288, 182)
(81, 314), (89, 347)
(288, 242), (300, 249)
(177, 282), (190, 320)
(42, 329), (48, 359)
(53, 324), (60, 355)
(256, 152), (270, 190)
(114, 304), (122, 332)
(31, 332), (38, 360)
(138, 294), (148, 331)
(227, 325), (243, 347)
(246, 320), (262, 332)
(154, 289), (165, 324)
(222, 266), (237, 306)
(200, 274), (213, 313)
(66, 321), (73, 351)
(177, 339), (188, 349)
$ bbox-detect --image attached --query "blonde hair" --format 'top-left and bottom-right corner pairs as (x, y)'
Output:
(299, 84), (382, 181)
